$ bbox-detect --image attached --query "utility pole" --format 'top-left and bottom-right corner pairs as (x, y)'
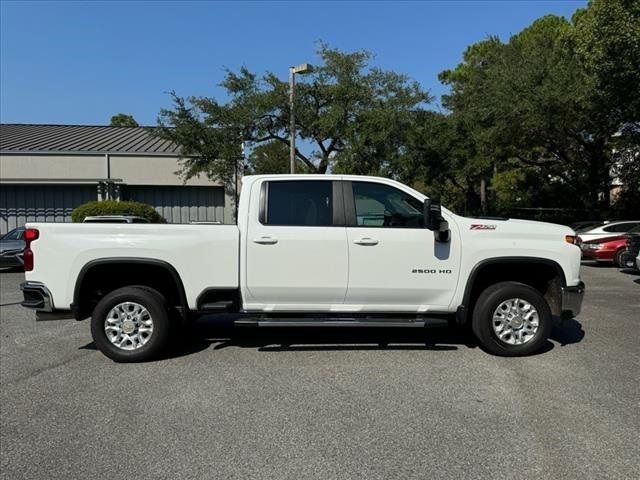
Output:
(289, 67), (296, 174)
(289, 63), (312, 174)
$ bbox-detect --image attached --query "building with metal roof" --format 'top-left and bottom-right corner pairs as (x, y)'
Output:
(0, 124), (181, 154)
(0, 124), (234, 234)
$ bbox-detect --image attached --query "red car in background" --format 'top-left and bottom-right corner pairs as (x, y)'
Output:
(579, 225), (640, 266)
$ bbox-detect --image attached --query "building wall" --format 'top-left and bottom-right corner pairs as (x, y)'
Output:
(0, 152), (236, 232)
(125, 185), (227, 224)
(1, 152), (217, 187)
(0, 184), (97, 233)
(1, 153), (105, 180)
(109, 155), (214, 186)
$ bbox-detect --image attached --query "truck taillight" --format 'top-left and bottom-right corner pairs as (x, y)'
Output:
(23, 228), (39, 272)
(565, 235), (577, 245)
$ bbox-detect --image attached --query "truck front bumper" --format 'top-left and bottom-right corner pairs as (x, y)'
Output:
(561, 281), (585, 318)
(20, 281), (54, 312)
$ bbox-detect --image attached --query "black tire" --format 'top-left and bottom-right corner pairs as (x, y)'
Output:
(472, 281), (552, 356)
(613, 249), (625, 268)
(90, 286), (171, 362)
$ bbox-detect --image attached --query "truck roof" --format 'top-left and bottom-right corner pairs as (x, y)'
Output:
(241, 174), (429, 202)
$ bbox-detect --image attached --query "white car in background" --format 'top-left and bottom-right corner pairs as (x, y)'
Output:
(577, 220), (640, 242)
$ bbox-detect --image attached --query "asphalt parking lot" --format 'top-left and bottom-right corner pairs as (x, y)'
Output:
(1, 263), (639, 480)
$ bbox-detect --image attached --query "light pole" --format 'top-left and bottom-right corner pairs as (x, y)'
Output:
(289, 63), (312, 174)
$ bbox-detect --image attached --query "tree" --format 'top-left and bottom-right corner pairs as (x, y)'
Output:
(435, 0), (640, 215)
(110, 113), (139, 127)
(572, 0), (640, 214)
(573, 0), (640, 128)
(402, 111), (484, 213)
(156, 44), (429, 189)
(71, 200), (165, 223)
(247, 140), (311, 175)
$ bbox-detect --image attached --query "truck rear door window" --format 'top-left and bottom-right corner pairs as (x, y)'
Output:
(266, 181), (333, 226)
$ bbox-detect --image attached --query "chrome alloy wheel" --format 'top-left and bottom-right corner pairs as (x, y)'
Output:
(492, 298), (539, 345)
(104, 302), (153, 350)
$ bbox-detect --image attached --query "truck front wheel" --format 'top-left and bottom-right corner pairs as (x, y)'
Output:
(472, 282), (552, 356)
(90, 286), (171, 362)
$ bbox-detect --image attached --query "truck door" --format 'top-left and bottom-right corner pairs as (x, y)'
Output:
(343, 180), (460, 311)
(244, 179), (348, 310)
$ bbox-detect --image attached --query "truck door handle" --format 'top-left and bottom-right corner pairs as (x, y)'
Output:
(354, 237), (379, 246)
(253, 236), (278, 245)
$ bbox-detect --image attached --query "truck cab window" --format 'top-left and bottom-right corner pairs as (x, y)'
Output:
(266, 181), (333, 226)
(352, 182), (424, 228)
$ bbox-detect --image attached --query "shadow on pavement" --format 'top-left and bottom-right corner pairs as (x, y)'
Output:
(580, 261), (613, 269)
(550, 317), (585, 346)
(619, 268), (640, 276)
(0, 267), (24, 273)
(79, 320), (474, 360)
(208, 325), (468, 353)
(617, 268), (640, 285)
(80, 315), (593, 360)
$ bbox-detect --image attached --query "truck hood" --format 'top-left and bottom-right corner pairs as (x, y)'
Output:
(454, 216), (574, 240)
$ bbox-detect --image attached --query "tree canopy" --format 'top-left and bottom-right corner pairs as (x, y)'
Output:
(110, 113), (139, 127)
(416, 0), (639, 217)
(156, 43), (429, 189)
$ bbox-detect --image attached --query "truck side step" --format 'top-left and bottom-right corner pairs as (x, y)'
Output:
(233, 317), (449, 328)
(199, 300), (234, 312)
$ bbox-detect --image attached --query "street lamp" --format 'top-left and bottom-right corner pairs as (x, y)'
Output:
(289, 63), (312, 174)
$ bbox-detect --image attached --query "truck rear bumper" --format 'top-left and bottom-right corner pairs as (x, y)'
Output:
(561, 281), (585, 317)
(20, 281), (54, 312)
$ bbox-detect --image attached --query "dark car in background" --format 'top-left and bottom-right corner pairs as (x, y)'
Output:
(0, 227), (25, 269)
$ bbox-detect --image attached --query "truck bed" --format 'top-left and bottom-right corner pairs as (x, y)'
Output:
(24, 223), (240, 310)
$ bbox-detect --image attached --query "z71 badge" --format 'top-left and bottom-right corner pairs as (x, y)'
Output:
(470, 224), (497, 230)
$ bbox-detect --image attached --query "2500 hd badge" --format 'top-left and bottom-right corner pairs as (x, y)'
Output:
(412, 269), (453, 274)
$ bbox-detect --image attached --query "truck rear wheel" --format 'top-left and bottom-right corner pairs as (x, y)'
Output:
(472, 281), (552, 356)
(90, 286), (171, 362)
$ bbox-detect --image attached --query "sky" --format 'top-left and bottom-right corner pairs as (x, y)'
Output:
(1, 0), (586, 126)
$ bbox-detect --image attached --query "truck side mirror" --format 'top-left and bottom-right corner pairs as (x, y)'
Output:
(424, 199), (450, 242)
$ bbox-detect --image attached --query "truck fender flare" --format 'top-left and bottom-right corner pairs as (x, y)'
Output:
(455, 256), (566, 325)
(72, 257), (189, 320)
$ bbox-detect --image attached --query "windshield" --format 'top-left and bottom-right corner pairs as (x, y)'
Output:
(1, 228), (24, 240)
(576, 222), (603, 233)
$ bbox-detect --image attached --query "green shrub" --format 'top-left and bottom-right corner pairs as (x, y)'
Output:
(71, 200), (167, 223)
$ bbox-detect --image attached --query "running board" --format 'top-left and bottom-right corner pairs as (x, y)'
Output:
(199, 301), (234, 312)
(234, 318), (449, 328)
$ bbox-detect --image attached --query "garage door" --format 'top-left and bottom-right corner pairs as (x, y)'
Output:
(125, 186), (226, 224)
(0, 184), (96, 234)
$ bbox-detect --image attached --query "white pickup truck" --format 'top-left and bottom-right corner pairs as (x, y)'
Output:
(21, 175), (584, 361)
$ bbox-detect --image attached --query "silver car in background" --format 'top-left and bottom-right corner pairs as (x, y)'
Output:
(83, 216), (150, 224)
(0, 227), (25, 269)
